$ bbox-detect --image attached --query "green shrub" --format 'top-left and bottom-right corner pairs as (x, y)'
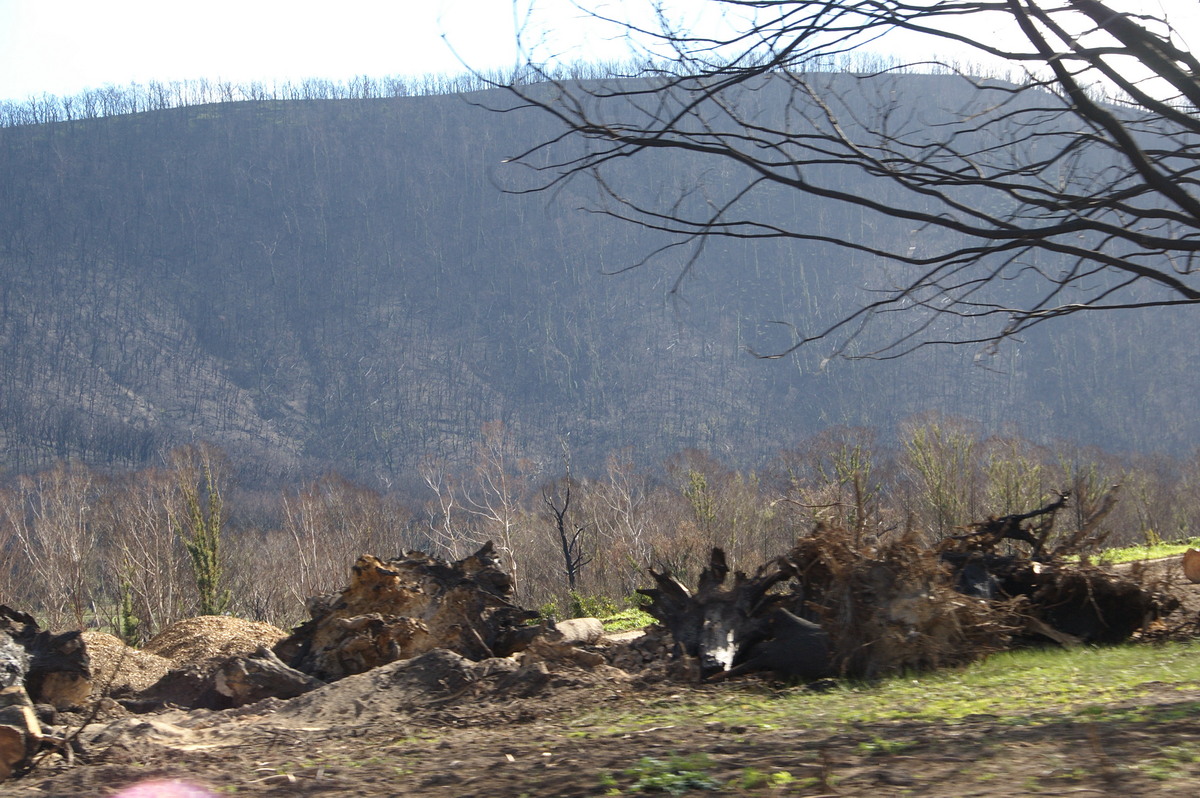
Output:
(569, 590), (619, 619)
(117, 581), (142, 646)
(537, 599), (562, 622)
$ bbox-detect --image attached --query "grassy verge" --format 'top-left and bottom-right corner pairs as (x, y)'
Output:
(564, 642), (1200, 795)
(1094, 538), (1200, 565)
(573, 640), (1200, 735)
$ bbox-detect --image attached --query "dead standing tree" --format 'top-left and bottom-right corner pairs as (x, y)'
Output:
(541, 443), (592, 593)
(500, 1), (1200, 358)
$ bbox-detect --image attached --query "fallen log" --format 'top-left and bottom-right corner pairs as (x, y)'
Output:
(996, 561), (1176, 644)
(1184, 549), (1200, 584)
(0, 685), (41, 781)
(213, 647), (325, 708)
(707, 609), (834, 682)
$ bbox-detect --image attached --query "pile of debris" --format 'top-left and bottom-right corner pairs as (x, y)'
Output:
(640, 493), (1180, 682)
(274, 543), (541, 681)
(0, 496), (1190, 781)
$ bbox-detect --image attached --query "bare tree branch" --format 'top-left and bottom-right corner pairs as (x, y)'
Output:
(497, 0), (1200, 358)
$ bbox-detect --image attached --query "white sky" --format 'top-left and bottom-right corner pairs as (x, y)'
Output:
(0, 0), (632, 103)
(0, 0), (1197, 104)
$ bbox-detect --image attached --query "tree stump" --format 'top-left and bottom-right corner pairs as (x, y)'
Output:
(0, 685), (41, 781)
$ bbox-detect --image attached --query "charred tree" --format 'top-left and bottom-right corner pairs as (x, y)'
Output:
(504, 2), (1200, 359)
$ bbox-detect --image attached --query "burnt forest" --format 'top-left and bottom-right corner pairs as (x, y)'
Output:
(2, 72), (1197, 490)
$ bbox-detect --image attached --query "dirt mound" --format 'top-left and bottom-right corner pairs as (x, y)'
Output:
(82, 632), (172, 698)
(251, 648), (600, 726)
(143, 617), (288, 665)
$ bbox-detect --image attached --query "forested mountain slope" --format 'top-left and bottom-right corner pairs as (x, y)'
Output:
(0, 74), (1193, 486)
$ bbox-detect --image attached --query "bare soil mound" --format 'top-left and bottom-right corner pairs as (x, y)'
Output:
(243, 648), (632, 731)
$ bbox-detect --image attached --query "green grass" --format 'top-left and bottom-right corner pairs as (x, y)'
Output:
(1094, 537), (1200, 564)
(600, 608), (657, 633)
(571, 640), (1200, 735)
(609, 754), (723, 795)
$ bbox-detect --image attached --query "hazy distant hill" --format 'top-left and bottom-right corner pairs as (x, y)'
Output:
(0, 74), (1195, 487)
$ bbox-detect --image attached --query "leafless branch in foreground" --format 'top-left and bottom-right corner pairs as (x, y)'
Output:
(497, 1), (1200, 359)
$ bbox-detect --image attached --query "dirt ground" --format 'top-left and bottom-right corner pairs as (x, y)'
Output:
(10, 557), (1200, 798)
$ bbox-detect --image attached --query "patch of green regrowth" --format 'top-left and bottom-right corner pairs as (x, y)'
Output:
(569, 641), (1200, 737)
(570, 590), (620, 619)
(535, 599), (562, 622)
(619, 754), (722, 795)
(1093, 537), (1200, 565)
(600, 607), (657, 633)
(1140, 743), (1200, 781)
(739, 768), (799, 790)
(539, 591), (656, 631)
(857, 736), (916, 756)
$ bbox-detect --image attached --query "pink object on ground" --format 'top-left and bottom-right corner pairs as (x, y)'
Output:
(111, 781), (215, 798)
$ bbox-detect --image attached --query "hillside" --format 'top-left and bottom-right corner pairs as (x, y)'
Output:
(0, 75), (1195, 487)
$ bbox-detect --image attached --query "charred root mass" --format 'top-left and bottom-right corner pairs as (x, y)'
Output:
(0, 606), (90, 709)
(637, 549), (804, 678)
(639, 494), (1178, 681)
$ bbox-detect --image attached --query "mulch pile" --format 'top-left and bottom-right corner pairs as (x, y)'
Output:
(141, 616), (288, 663)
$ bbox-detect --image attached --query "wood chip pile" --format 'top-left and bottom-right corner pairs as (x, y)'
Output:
(142, 616), (288, 664)
(81, 632), (171, 697)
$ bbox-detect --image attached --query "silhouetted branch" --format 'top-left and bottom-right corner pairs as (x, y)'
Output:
(500, 1), (1200, 359)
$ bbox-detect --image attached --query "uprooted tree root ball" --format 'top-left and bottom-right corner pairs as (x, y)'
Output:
(642, 494), (1181, 683)
(787, 528), (1019, 679)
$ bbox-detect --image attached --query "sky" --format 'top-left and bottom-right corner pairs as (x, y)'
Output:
(0, 0), (632, 103)
(0, 0), (1197, 105)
